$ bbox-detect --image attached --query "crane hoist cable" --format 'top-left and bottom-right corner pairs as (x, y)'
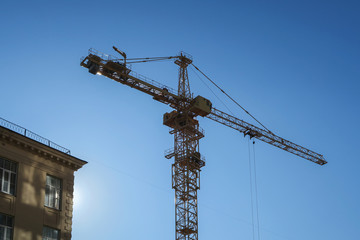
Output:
(248, 138), (256, 240)
(248, 139), (261, 240)
(192, 63), (274, 135)
(253, 140), (261, 240)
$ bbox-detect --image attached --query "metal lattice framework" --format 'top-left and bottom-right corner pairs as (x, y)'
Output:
(207, 108), (326, 165)
(80, 48), (327, 240)
(171, 54), (204, 240)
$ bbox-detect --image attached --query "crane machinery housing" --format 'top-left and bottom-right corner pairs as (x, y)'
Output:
(81, 47), (327, 240)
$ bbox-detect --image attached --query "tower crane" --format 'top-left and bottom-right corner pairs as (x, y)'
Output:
(81, 47), (327, 240)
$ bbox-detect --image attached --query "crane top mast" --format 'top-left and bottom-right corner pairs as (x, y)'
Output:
(175, 52), (193, 101)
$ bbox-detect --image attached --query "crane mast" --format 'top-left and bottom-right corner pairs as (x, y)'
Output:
(80, 47), (327, 240)
(170, 53), (203, 240)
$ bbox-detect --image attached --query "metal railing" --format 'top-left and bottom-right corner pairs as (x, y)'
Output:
(89, 48), (118, 62)
(87, 48), (178, 96)
(0, 117), (71, 155)
(164, 147), (206, 163)
(128, 70), (177, 95)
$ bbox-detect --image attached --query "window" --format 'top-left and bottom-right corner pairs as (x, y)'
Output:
(0, 158), (17, 195)
(0, 213), (13, 240)
(42, 226), (59, 240)
(45, 175), (61, 210)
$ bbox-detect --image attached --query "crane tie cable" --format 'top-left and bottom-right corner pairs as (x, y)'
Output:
(191, 64), (274, 135)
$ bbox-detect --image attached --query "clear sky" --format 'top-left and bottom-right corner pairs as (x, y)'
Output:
(1, 0), (359, 239)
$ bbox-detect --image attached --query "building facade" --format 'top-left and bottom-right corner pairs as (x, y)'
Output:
(0, 119), (87, 240)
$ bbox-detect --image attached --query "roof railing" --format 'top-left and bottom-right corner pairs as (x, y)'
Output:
(0, 117), (71, 155)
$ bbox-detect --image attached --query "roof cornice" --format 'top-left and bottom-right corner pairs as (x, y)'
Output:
(0, 126), (87, 171)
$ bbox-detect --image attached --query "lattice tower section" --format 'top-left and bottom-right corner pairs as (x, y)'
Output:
(170, 55), (205, 240)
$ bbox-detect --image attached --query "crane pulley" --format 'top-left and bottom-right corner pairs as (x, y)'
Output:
(81, 47), (327, 240)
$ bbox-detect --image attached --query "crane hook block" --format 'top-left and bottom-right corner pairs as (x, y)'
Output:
(189, 96), (212, 117)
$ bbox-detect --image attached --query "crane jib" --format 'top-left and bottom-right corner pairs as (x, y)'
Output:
(207, 108), (327, 165)
(81, 52), (327, 166)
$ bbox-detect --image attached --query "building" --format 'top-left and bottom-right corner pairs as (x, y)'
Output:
(0, 118), (87, 240)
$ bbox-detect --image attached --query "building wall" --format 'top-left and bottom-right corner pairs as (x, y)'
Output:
(0, 127), (86, 240)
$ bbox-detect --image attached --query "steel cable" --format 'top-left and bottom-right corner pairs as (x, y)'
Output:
(253, 140), (261, 240)
(248, 139), (256, 240)
(191, 64), (274, 135)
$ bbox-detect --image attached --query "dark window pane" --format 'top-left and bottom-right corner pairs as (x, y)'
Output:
(10, 174), (16, 184)
(4, 161), (10, 171)
(52, 228), (58, 238)
(0, 215), (5, 225)
(0, 170), (3, 190)
(6, 216), (12, 227)
(10, 183), (15, 195)
(0, 227), (4, 239)
(6, 229), (12, 240)
(10, 163), (16, 173)
(43, 226), (59, 240)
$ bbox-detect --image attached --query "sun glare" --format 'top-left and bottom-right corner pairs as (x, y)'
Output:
(73, 188), (81, 208)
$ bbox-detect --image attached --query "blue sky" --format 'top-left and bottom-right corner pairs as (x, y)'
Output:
(1, 0), (359, 239)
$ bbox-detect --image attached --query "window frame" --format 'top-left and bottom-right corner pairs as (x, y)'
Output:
(44, 175), (62, 210)
(0, 157), (18, 196)
(0, 213), (14, 240)
(42, 225), (60, 240)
